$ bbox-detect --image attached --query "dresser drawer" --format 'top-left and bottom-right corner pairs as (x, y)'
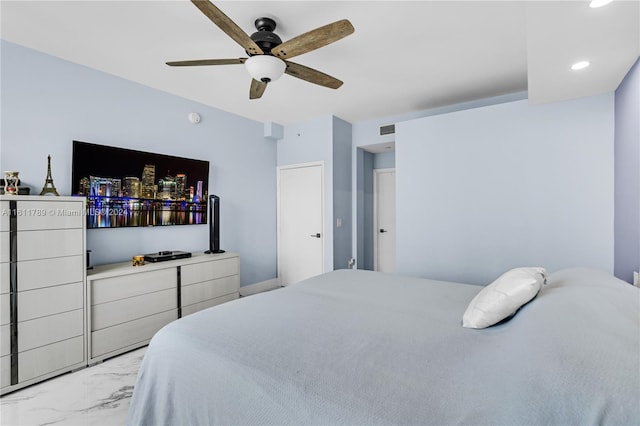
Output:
(181, 257), (239, 285)
(92, 288), (177, 331)
(0, 293), (9, 326)
(15, 201), (84, 231)
(182, 292), (238, 317)
(19, 282), (83, 322)
(0, 262), (9, 294)
(91, 309), (177, 358)
(18, 256), (84, 292)
(0, 201), (8, 232)
(1, 310), (84, 359)
(18, 229), (84, 261)
(0, 231), (8, 263)
(0, 324), (9, 357)
(0, 355), (9, 389)
(91, 267), (177, 305)
(19, 309), (84, 352)
(182, 275), (239, 307)
(18, 335), (84, 383)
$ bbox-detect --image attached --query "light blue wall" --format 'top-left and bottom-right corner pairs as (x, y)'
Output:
(350, 92), (527, 269)
(276, 115), (353, 272)
(614, 57), (640, 284)
(395, 95), (615, 285)
(374, 152), (395, 170)
(332, 116), (352, 269)
(276, 116), (332, 167)
(277, 116), (334, 271)
(352, 92), (528, 149)
(354, 150), (393, 271)
(0, 41), (276, 286)
(357, 150), (375, 270)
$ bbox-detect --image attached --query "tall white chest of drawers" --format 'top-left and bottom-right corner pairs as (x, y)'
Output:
(0, 196), (86, 395)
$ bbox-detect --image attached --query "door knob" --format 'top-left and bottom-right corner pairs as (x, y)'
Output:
(310, 233), (321, 238)
(379, 229), (387, 233)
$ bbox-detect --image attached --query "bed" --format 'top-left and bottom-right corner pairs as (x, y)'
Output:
(126, 268), (640, 425)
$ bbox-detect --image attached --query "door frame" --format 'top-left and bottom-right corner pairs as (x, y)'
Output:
(373, 168), (395, 272)
(276, 161), (325, 285)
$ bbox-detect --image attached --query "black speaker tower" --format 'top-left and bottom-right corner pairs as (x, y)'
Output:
(205, 194), (225, 254)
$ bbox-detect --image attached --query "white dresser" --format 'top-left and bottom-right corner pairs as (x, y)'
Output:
(0, 195), (87, 395)
(86, 252), (239, 364)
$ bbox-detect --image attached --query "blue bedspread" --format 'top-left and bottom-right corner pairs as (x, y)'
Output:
(127, 268), (640, 425)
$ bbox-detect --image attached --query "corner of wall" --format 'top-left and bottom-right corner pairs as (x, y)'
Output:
(332, 116), (353, 270)
(264, 122), (284, 141)
(614, 56), (640, 283)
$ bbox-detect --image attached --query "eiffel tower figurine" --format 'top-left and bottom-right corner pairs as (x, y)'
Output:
(40, 155), (60, 196)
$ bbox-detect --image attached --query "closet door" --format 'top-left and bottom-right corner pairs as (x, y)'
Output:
(374, 169), (396, 273)
(278, 163), (324, 286)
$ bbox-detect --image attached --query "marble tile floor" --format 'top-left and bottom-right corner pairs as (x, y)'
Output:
(0, 347), (146, 426)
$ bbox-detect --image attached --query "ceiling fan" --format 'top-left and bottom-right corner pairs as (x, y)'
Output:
(166, 0), (355, 100)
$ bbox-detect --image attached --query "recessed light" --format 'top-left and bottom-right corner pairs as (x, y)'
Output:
(590, 0), (613, 8)
(571, 61), (590, 70)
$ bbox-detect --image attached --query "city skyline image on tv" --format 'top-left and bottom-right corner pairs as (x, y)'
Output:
(72, 140), (210, 229)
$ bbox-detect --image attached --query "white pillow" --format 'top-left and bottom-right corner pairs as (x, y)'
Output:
(462, 267), (547, 329)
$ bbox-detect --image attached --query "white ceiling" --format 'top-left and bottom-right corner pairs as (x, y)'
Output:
(1, 1), (639, 125)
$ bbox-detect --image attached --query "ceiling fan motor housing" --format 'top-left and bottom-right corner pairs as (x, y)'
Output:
(249, 17), (282, 55)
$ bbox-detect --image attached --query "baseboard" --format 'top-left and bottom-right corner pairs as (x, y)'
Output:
(239, 278), (281, 297)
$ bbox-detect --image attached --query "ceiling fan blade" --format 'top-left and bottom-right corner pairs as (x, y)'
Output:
(166, 58), (246, 67)
(272, 19), (354, 60)
(191, 0), (263, 55)
(250, 79), (267, 99)
(285, 61), (343, 89)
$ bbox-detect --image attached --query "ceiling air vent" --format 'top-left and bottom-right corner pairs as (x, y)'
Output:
(379, 124), (395, 136)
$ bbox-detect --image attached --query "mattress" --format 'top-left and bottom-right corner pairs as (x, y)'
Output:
(126, 268), (640, 425)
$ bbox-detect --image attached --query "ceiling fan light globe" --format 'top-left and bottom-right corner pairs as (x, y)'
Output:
(245, 55), (286, 83)
(589, 0), (613, 8)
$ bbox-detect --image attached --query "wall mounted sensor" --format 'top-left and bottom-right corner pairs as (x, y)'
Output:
(188, 112), (201, 124)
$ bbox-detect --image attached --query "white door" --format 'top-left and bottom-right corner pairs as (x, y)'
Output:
(374, 169), (396, 273)
(278, 163), (324, 286)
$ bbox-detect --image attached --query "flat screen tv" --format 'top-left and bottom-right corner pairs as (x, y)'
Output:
(72, 140), (209, 229)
